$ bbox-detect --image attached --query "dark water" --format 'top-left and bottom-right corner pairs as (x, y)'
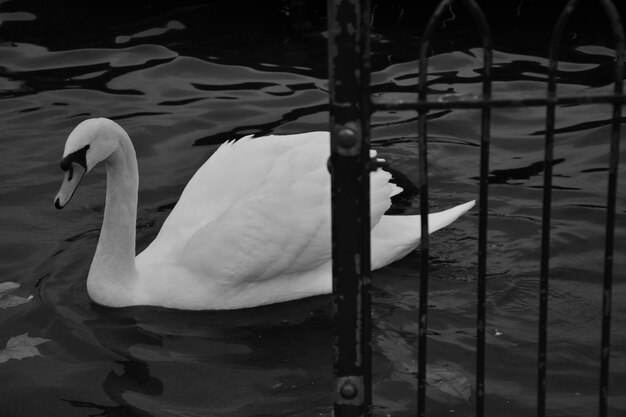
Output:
(1, 1), (625, 416)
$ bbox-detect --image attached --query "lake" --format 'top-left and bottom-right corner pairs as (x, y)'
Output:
(0, 1), (624, 416)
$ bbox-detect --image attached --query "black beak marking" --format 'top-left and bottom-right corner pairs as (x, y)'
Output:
(60, 145), (90, 179)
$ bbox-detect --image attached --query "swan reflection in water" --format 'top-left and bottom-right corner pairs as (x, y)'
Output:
(60, 298), (333, 415)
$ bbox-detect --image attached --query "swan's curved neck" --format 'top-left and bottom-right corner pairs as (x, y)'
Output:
(87, 125), (139, 306)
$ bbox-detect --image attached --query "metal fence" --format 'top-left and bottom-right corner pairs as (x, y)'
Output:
(327, 0), (624, 416)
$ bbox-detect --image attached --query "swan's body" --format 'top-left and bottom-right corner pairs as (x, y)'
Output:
(54, 118), (474, 310)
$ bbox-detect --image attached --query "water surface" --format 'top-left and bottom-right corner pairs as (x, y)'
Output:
(0, 1), (625, 416)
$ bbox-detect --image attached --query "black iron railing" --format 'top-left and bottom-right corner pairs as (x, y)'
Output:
(328, 1), (373, 416)
(327, 0), (624, 417)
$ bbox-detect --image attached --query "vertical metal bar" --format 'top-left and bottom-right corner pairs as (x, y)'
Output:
(416, 3), (492, 417)
(538, 67), (555, 417)
(545, 2), (625, 416)
(541, 2), (582, 416)
(467, 3), (493, 415)
(541, 7), (566, 417)
(416, 2), (452, 413)
(417, 55), (430, 417)
(597, 2), (624, 416)
(328, 0), (372, 416)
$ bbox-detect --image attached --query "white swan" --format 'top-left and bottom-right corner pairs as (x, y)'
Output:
(54, 118), (474, 310)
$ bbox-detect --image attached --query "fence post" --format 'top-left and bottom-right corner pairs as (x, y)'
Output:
(327, 0), (372, 416)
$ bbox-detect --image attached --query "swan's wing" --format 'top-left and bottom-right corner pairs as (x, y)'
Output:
(154, 135), (284, 242)
(174, 133), (399, 285)
(165, 134), (397, 233)
(179, 134), (332, 285)
(141, 133), (316, 260)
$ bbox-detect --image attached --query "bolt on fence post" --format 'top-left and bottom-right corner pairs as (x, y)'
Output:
(328, 0), (372, 416)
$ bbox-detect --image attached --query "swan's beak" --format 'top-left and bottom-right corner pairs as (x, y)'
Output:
(54, 161), (86, 209)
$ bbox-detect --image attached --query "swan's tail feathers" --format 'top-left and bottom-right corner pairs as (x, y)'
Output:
(390, 183), (403, 197)
(371, 200), (475, 269)
(427, 199), (475, 235)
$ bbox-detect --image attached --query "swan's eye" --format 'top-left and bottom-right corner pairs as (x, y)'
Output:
(59, 144), (91, 173)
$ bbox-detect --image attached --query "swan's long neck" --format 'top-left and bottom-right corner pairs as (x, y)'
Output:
(87, 124), (139, 307)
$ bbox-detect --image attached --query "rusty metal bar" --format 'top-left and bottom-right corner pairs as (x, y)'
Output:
(328, 0), (372, 416)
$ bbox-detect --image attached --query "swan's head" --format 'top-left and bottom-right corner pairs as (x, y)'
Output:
(54, 118), (121, 209)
